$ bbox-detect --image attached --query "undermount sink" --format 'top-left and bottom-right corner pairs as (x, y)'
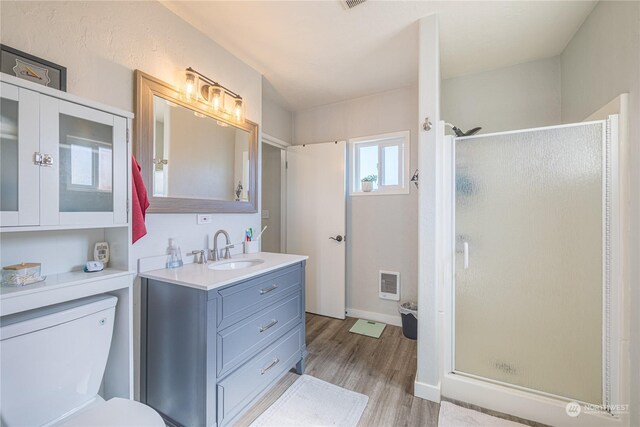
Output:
(209, 259), (265, 271)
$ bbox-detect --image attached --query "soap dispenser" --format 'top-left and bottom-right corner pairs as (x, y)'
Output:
(166, 238), (183, 269)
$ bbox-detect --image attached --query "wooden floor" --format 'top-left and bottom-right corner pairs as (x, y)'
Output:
(236, 314), (440, 427)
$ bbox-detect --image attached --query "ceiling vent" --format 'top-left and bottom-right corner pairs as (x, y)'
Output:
(342, 0), (367, 9)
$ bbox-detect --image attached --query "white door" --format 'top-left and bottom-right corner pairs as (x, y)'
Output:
(286, 141), (346, 319)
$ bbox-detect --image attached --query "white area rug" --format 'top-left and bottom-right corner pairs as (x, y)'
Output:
(250, 375), (368, 427)
(438, 402), (526, 427)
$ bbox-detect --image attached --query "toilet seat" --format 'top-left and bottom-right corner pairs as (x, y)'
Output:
(59, 398), (164, 427)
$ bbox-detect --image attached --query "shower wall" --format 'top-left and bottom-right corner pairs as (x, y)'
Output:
(442, 57), (562, 134)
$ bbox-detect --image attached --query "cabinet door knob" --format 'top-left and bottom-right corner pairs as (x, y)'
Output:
(34, 152), (54, 167)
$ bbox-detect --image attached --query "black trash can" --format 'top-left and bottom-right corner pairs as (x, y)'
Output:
(399, 302), (417, 340)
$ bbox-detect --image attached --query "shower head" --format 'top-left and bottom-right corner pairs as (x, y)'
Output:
(464, 127), (482, 136)
(452, 126), (466, 137)
(445, 123), (482, 137)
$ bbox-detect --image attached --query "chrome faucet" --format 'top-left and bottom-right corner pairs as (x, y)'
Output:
(211, 229), (232, 261)
(190, 249), (206, 264)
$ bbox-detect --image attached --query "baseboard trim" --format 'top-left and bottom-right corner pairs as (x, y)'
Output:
(414, 379), (441, 403)
(345, 308), (402, 327)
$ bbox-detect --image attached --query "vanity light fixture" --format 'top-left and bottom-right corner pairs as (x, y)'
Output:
(184, 70), (197, 101)
(234, 99), (244, 122)
(210, 86), (222, 112)
(184, 67), (245, 123)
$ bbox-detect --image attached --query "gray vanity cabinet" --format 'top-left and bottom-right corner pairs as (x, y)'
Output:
(140, 261), (306, 427)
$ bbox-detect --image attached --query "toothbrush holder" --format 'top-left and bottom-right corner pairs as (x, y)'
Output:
(243, 241), (260, 254)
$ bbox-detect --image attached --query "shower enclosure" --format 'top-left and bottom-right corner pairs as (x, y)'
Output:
(442, 117), (622, 426)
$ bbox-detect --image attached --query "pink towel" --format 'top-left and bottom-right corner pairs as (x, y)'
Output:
(132, 156), (150, 243)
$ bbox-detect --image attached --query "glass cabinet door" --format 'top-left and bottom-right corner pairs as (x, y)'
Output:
(0, 82), (39, 227)
(40, 97), (127, 226)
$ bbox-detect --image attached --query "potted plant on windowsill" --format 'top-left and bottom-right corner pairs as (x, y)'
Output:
(361, 175), (377, 192)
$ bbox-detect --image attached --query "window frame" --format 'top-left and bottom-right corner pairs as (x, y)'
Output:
(349, 130), (410, 196)
(64, 135), (114, 194)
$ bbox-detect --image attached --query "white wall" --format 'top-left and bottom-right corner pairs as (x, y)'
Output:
(442, 56), (562, 134)
(0, 1), (263, 251)
(263, 96), (293, 143)
(560, 1), (640, 423)
(416, 14), (442, 402)
(0, 0), (263, 397)
(1, 229), (106, 276)
(294, 86), (418, 325)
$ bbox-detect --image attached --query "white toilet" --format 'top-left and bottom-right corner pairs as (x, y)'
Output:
(0, 294), (164, 427)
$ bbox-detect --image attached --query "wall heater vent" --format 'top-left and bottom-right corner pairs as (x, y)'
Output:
(379, 270), (400, 301)
(342, 0), (367, 10)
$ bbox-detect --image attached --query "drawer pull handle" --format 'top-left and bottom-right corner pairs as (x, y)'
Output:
(259, 319), (279, 332)
(259, 284), (278, 295)
(260, 358), (280, 375)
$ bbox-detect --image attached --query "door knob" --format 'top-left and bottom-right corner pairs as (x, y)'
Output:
(329, 235), (343, 242)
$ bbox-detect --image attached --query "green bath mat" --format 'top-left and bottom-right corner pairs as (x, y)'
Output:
(349, 319), (386, 338)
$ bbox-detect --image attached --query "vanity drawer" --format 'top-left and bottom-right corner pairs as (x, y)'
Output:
(215, 264), (302, 329)
(217, 291), (302, 377)
(217, 325), (303, 426)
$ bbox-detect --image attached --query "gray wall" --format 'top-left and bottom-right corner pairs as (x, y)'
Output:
(560, 1), (640, 423)
(442, 56), (562, 134)
(263, 97), (293, 143)
(261, 143), (282, 253)
(294, 86), (418, 323)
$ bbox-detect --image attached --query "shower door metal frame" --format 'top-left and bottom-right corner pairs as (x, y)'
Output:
(441, 117), (623, 427)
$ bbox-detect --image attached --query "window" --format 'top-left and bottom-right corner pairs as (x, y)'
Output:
(349, 131), (410, 195)
(64, 136), (113, 193)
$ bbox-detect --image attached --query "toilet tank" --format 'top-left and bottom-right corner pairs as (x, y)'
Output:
(0, 294), (118, 427)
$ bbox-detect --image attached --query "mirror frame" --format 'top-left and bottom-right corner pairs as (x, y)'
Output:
(134, 70), (258, 213)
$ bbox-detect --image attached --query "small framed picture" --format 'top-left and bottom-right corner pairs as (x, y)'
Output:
(0, 44), (67, 91)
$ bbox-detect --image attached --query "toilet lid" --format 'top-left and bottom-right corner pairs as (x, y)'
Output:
(60, 398), (164, 427)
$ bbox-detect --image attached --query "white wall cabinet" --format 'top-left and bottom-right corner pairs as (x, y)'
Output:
(1, 72), (135, 401)
(1, 78), (129, 229)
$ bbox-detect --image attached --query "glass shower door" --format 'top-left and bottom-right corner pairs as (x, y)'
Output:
(454, 121), (610, 405)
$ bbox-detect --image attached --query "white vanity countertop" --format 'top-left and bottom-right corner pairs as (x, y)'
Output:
(139, 252), (308, 291)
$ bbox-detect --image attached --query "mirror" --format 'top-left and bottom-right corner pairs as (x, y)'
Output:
(135, 70), (258, 213)
(152, 96), (250, 202)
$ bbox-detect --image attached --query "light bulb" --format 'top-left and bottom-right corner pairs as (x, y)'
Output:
(185, 71), (196, 101)
(234, 98), (244, 122)
(210, 87), (222, 112)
